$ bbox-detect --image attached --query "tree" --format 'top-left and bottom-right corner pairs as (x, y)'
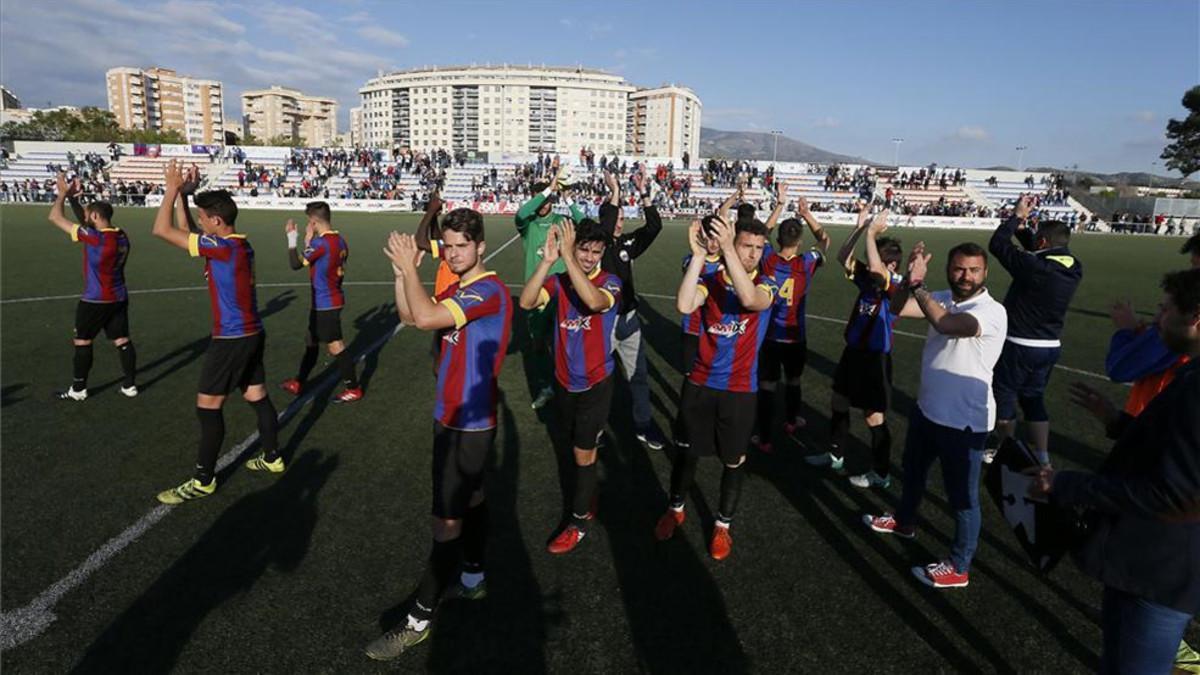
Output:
(1161, 85), (1200, 178)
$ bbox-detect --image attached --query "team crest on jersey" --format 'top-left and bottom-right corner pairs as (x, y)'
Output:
(442, 329), (462, 345)
(560, 316), (592, 332)
(618, 249), (630, 262)
(709, 318), (749, 337)
(857, 299), (881, 317)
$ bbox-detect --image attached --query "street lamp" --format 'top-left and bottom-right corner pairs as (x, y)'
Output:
(1016, 145), (1028, 172)
(1150, 160), (1158, 192)
(891, 138), (903, 168)
(770, 130), (783, 164)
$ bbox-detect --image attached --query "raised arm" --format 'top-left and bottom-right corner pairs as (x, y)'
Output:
(764, 181), (788, 231)
(988, 195), (1040, 280)
(66, 178), (87, 224)
(413, 190), (443, 252)
(558, 220), (612, 313)
(836, 204), (872, 273)
(385, 231), (455, 331)
(174, 164), (202, 234)
(285, 219), (304, 270)
(152, 161), (190, 251)
(714, 218), (772, 311)
(717, 183), (743, 224)
(677, 221), (709, 314)
(604, 170), (620, 207)
(902, 252), (981, 336)
(519, 226), (559, 310)
(795, 196), (831, 253)
(864, 210), (892, 285)
(47, 173), (78, 236)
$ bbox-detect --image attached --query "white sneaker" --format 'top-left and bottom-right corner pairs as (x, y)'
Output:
(849, 471), (892, 489)
(120, 385), (139, 398)
(56, 387), (88, 402)
(805, 452), (844, 472)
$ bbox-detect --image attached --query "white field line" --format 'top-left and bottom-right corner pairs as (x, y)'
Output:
(0, 233), (520, 652)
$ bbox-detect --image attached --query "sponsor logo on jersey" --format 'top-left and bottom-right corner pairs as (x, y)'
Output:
(560, 316), (592, 332)
(708, 318), (749, 337)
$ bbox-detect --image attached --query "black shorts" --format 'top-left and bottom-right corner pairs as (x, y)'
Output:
(198, 333), (266, 396)
(758, 339), (808, 384)
(681, 332), (700, 376)
(680, 380), (757, 464)
(74, 300), (129, 340)
(554, 375), (614, 450)
(431, 422), (495, 518)
(832, 346), (892, 413)
(307, 308), (343, 343)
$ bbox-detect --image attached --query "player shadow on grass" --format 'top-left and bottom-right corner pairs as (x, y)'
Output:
(750, 350), (1101, 670)
(86, 291), (298, 398)
(71, 451), (338, 674)
(634, 298), (688, 415)
(592, 382), (750, 673)
(2, 382), (29, 408)
(419, 394), (555, 673)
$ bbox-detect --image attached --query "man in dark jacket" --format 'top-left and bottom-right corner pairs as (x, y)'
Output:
(1032, 267), (1200, 674)
(599, 169), (665, 449)
(989, 195), (1083, 466)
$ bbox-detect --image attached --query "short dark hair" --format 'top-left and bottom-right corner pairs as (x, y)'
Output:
(777, 218), (804, 248)
(1036, 220), (1071, 247)
(574, 218), (608, 246)
(531, 181), (550, 193)
(735, 218), (768, 238)
(1181, 233), (1200, 256)
(194, 189), (238, 226)
(305, 201), (331, 222)
(877, 236), (903, 266)
(1162, 268), (1200, 315)
(948, 242), (989, 267)
(701, 214), (723, 238)
(736, 203), (756, 221)
(85, 201), (113, 222)
(441, 208), (485, 242)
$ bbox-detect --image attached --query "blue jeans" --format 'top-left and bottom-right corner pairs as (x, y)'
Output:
(1100, 587), (1193, 675)
(612, 310), (651, 430)
(895, 406), (987, 573)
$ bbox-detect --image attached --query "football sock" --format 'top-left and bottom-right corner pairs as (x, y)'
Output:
(668, 453), (698, 509)
(73, 344), (93, 390)
(718, 464), (745, 522)
(250, 398), (280, 461)
(117, 342), (137, 387)
(335, 350), (359, 388)
(785, 382), (803, 423)
(461, 501), (489, 575)
(572, 463), (597, 524)
(869, 423), (892, 477)
(756, 387), (776, 440)
(297, 345), (318, 383)
(412, 538), (462, 622)
(194, 407), (225, 484)
(830, 409), (850, 458)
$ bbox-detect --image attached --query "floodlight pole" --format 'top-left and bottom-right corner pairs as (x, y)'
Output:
(891, 138), (903, 168)
(1016, 145), (1028, 172)
(770, 130), (782, 164)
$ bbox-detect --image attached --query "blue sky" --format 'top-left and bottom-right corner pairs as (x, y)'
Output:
(1, 0), (1196, 173)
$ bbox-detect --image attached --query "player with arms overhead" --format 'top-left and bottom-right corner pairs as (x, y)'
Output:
(150, 161), (283, 504)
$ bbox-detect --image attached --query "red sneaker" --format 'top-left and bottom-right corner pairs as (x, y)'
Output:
(333, 387), (363, 404)
(654, 508), (685, 541)
(710, 525), (733, 560)
(546, 524), (586, 554)
(913, 561), (969, 589)
(862, 513), (915, 539)
(279, 378), (302, 396)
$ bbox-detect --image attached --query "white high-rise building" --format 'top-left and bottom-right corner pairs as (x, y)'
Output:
(627, 86), (702, 160)
(241, 86), (338, 146)
(349, 106), (363, 146)
(360, 64), (692, 157)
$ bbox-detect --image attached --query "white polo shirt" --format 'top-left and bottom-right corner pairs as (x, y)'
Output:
(916, 288), (1008, 433)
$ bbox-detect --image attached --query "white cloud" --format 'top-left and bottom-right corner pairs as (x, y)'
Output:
(812, 116), (840, 128)
(559, 18), (574, 28)
(952, 126), (989, 141)
(357, 26), (410, 48)
(1131, 110), (1156, 124)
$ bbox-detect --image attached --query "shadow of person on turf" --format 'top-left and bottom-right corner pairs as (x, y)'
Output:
(422, 392), (555, 673)
(71, 451), (337, 674)
(594, 381), (749, 674)
(87, 290), (298, 397)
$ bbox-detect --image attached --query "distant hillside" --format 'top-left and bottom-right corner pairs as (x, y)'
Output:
(699, 128), (872, 165)
(984, 166), (1198, 190)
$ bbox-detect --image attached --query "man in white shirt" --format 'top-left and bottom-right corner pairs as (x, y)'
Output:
(863, 240), (1008, 589)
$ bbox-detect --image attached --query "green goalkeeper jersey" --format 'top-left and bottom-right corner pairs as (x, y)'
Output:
(515, 192), (584, 282)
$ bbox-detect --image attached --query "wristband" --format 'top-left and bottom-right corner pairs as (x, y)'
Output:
(906, 279), (925, 291)
(286, 231), (298, 248)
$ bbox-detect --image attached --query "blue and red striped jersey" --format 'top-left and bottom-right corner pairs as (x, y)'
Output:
(72, 225), (129, 303)
(189, 233), (263, 338)
(434, 272), (512, 431)
(680, 253), (724, 336)
(843, 261), (904, 353)
(761, 244), (824, 343)
(538, 268), (622, 392)
(688, 269), (778, 393)
(302, 231), (348, 310)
